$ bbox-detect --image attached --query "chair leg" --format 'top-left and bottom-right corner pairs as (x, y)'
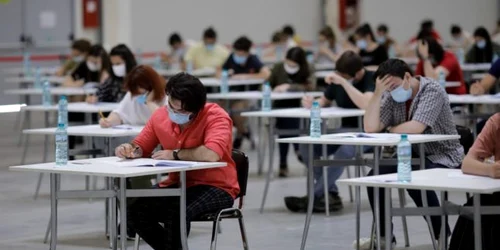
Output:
(398, 189), (410, 247)
(346, 166), (354, 202)
(34, 173), (44, 200)
(238, 213), (250, 250)
(323, 166), (330, 216)
(133, 233), (140, 250)
(43, 215), (51, 244)
(210, 220), (221, 250)
(361, 165), (367, 176)
(369, 219), (375, 250)
(217, 224), (222, 234)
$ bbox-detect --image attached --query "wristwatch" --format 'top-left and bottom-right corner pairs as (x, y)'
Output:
(173, 149), (181, 160)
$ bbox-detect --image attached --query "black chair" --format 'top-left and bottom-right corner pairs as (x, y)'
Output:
(134, 149), (250, 250)
(456, 125), (474, 155)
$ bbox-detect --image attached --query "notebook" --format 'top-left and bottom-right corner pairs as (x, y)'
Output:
(98, 158), (195, 168)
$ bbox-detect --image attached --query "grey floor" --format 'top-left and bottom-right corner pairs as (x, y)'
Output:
(0, 111), (465, 250)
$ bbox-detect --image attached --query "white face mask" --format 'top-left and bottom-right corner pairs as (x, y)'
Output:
(73, 55), (84, 63)
(86, 61), (99, 72)
(284, 63), (300, 75)
(112, 64), (126, 77)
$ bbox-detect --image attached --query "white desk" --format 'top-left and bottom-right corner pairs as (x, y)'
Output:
(2, 66), (59, 75)
(4, 87), (96, 96)
(207, 91), (323, 101)
(448, 94), (500, 105)
(471, 73), (487, 80)
(199, 77), (265, 88)
(10, 157), (226, 250)
(21, 102), (118, 113)
(339, 168), (500, 250)
(460, 63), (491, 72)
(400, 57), (419, 65)
(276, 133), (460, 250)
(155, 67), (216, 77)
(4, 76), (65, 84)
(315, 63), (335, 71)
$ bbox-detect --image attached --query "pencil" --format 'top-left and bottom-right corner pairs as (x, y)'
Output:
(98, 110), (105, 119)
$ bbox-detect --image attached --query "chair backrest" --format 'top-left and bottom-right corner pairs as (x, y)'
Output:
(456, 125), (474, 155)
(232, 149), (249, 198)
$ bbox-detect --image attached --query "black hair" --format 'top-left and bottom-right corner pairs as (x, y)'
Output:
(335, 51), (364, 77)
(71, 39), (91, 53)
(472, 27), (493, 63)
(88, 44), (111, 77)
(165, 73), (207, 114)
(319, 26), (336, 43)
(450, 25), (462, 35)
(373, 59), (414, 82)
(416, 29), (433, 40)
(203, 27), (217, 39)
(355, 23), (376, 42)
(168, 33), (182, 46)
(421, 19), (434, 31)
(233, 36), (252, 52)
(271, 31), (286, 43)
(109, 44), (137, 79)
(377, 24), (388, 33)
(285, 47), (310, 82)
(418, 37), (445, 63)
(283, 25), (295, 36)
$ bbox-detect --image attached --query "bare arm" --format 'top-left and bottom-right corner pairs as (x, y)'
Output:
(62, 75), (84, 87)
(462, 153), (496, 177)
(470, 74), (497, 95)
(177, 145), (221, 162)
(363, 75), (393, 133)
(339, 81), (373, 110)
(99, 112), (123, 128)
(388, 121), (427, 134)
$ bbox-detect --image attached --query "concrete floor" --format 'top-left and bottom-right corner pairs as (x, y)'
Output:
(0, 111), (466, 250)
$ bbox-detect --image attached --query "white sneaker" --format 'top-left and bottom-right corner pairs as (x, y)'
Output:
(352, 236), (396, 250)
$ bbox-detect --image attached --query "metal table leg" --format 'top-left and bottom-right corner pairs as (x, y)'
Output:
(355, 145), (361, 250)
(111, 178), (117, 250)
(300, 144), (314, 250)
(473, 194), (482, 250)
(440, 191), (447, 250)
(49, 173), (58, 250)
(120, 178), (127, 250)
(259, 118), (275, 213)
(257, 117), (263, 175)
(43, 111), (50, 163)
(419, 144), (438, 250)
(321, 119), (329, 216)
(180, 171), (189, 249)
(374, 146), (381, 250)
(385, 188), (392, 250)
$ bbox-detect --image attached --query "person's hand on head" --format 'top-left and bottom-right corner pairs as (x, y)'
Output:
(99, 118), (113, 128)
(324, 72), (348, 85)
(374, 75), (393, 96)
(417, 40), (429, 59)
(488, 161), (500, 179)
(273, 83), (290, 93)
(115, 143), (141, 159)
(301, 95), (314, 109)
(152, 150), (174, 160)
(470, 81), (486, 96)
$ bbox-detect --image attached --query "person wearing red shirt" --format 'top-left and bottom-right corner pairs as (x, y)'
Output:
(116, 73), (239, 250)
(415, 37), (466, 95)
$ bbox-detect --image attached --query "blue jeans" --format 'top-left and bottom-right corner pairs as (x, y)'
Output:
(300, 143), (371, 198)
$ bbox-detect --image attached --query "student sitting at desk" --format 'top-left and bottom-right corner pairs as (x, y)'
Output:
(64, 44), (110, 88)
(450, 25), (474, 52)
(470, 58), (500, 95)
(416, 37), (467, 95)
(285, 51), (374, 213)
(362, 59), (464, 248)
(218, 36), (271, 149)
(55, 39), (91, 76)
(376, 24), (397, 56)
(184, 27), (229, 70)
(449, 113), (500, 250)
(163, 33), (194, 70)
(117, 73), (239, 250)
(465, 27), (500, 64)
(315, 26), (342, 64)
(86, 44), (137, 104)
(283, 24), (301, 47)
(354, 23), (388, 67)
(262, 31), (288, 60)
(269, 47), (316, 177)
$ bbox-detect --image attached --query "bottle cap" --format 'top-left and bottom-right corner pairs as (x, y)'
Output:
(57, 123), (65, 128)
(60, 95), (67, 100)
(401, 134), (408, 139)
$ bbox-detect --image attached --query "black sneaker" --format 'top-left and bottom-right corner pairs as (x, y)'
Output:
(284, 196), (308, 212)
(313, 193), (343, 213)
(278, 164), (288, 178)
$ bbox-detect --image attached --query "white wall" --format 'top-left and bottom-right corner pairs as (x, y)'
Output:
(360, 0), (498, 44)
(128, 0), (323, 51)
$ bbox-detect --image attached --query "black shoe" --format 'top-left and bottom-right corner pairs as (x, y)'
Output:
(243, 131), (255, 150)
(233, 137), (243, 150)
(284, 196), (308, 212)
(313, 193), (343, 213)
(278, 164), (288, 178)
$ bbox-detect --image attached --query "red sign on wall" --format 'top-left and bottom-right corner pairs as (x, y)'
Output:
(83, 0), (99, 28)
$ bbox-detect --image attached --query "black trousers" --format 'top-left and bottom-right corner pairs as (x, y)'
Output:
(128, 185), (234, 250)
(275, 118), (300, 166)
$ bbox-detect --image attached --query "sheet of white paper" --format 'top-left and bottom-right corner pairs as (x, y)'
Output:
(447, 172), (484, 179)
(97, 158), (195, 167)
(40, 11), (56, 29)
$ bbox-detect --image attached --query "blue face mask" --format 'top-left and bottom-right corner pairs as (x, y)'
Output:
(136, 93), (147, 104)
(376, 36), (386, 44)
(233, 54), (248, 65)
(356, 39), (368, 50)
(390, 82), (413, 103)
(167, 104), (191, 125)
(205, 44), (215, 51)
(476, 40), (486, 49)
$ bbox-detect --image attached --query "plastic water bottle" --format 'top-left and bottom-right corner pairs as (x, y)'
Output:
(261, 82), (272, 111)
(306, 53), (314, 64)
(438, 70), (446, 89)
(58, 95), (68, 127)
(34, 67), (42, 89)
(23, 52), (31, 77)
(388, 45), (397, 58)
(220, 70), (229, 94)
(55, 123), (68, 166)
(310, 101), (322, 138)
(397, 134), (412, 183)
(42, 81), (51, 106)
(186, 61), (193, 74)
(153, 53), (162, 70)
(456, 48), (464, 65)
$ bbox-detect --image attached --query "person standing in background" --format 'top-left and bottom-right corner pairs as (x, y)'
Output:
(55, 39), (91, 76)
(184, 27), (229, 70)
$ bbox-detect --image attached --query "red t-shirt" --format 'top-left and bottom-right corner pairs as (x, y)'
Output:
(133, 103), (240, 198)
(415, 51), (466, 95)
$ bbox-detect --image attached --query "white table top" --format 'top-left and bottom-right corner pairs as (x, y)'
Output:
(314, 63), (335, 71)
(241, 106), (364, 119)
(460, 63), (491, 71)
(155, 68), (216, 77)
(471, 73), (487, 80)
(9, 156), (226, 178)
(21, 102), (118, 112)
(448, 94), (500, 104)
(207, 91), (323, 100)
(338, 168), (500, 193)
(276, 132), (460, 146)
(4, 87), (95, 96)
(4, 76), (65, 84)
(199, 77), (265, 87)
(2, 67), (59, 75)
(23, 124), (143, 137)
(400, 57), (419, 65)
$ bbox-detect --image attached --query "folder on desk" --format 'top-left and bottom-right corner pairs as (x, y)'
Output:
(98, 158), (195, 168)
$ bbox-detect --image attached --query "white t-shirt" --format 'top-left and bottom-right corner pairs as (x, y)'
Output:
(112, 92), (167, 125)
